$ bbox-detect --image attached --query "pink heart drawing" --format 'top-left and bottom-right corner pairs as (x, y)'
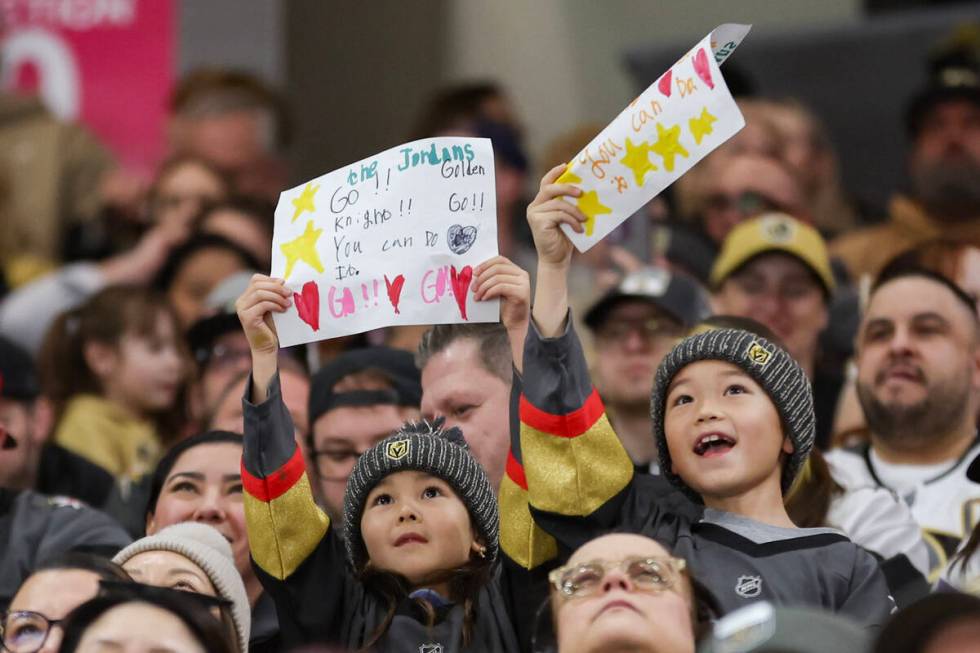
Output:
(692, 48), (714, 89)
(294, 281), (320, 331)
(450, 265), (473, 320)
(658, 69), (673, 97)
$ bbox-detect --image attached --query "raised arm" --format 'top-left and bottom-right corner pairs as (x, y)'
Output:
(520, 166), (634, 551)
(473, 256), (557, 572)
(235, 275), (329, 581)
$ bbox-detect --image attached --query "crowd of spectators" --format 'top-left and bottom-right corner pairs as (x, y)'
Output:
(0, 22), (978, 653)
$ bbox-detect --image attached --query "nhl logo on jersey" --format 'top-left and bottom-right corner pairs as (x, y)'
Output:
(419, 644), (443, 653)
(734, 575), (762, 598)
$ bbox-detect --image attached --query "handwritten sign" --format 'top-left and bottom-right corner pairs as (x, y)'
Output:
(270, 137), (499, 347)
(560, 24), (752, 251)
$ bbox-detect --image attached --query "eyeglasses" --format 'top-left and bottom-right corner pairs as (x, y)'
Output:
(595, 318), (684, 347)
(549, 556), (687, 599)
(1, 611), (64, 653)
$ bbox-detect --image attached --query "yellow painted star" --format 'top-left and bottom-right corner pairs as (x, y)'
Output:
(619, 138), (657, 186)
(650, 122), (689, 172)
(577, 190), (612, 237)
(281, 220), (325, 279)
(688, 107), (718, 145)
(291, 182), (320, 222)
(556, 166), (582, 185)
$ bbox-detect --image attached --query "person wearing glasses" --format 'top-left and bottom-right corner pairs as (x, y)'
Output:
(1, 552), (129, 653)
(303, 347), (422, 521)
(545, 533), (711, 653)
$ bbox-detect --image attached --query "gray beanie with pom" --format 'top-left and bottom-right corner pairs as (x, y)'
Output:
(651, 328), (815, 502)
(343, 418), (499, 572)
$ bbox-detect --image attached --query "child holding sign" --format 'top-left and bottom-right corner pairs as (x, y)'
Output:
(235, 259), (547, 651)
(515, 164), (895, 627)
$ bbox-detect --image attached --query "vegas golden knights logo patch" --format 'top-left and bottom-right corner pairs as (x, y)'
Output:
(761, 215), (795, 243)
(745, 341), (772, 366)
(386, 439), (410, 461)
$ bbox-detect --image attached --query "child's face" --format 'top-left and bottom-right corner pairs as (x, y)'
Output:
(664, 360), (792, 501)
(360, 470), (480, 587)
(97, 318), (184, 414)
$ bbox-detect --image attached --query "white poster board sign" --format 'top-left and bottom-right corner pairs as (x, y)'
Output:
(560, 24), (752, 251)
(270, 137), (499, 347)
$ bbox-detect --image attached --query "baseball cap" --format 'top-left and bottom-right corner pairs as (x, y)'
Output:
(698, 601), (870, 653)
(308, 347), (422, 428)
(710, 213), (835, 295)
(584, 266), (711, 331)
(905, 32), (980, 138)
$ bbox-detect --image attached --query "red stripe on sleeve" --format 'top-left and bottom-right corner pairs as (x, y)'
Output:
(241, 448), (307, 503)
(519, 388), (605, 438)
(506, 450), (528, 490)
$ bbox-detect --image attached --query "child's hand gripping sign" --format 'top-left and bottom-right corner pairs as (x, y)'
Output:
(559, 24), (752, 251)
(269, 137), (499, 347)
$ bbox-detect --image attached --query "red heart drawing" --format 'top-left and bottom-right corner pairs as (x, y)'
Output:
(294, 281), (320, 331)
(692, 48), (714, 89)
(450, 265), (472, 320)
(385, 274), (406, 314)
(658, 70), (672, 97)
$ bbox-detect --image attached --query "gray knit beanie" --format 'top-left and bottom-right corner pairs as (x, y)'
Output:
(651, 328), (815, 501)
(114, 523), (250, 653)
(343, 418), (499, 572)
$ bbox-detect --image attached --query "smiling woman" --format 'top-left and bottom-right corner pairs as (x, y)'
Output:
(143, 431), (259, 610)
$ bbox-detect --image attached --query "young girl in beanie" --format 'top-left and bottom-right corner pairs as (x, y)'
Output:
(38, 285), (188, 480)
(235, 268), (546, 652)
(517, 165), (894, 627)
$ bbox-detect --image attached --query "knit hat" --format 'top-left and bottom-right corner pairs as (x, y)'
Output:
(343, 419), (499, 572)
(651, 328), (815, 501)
(113, 523), (250, 653)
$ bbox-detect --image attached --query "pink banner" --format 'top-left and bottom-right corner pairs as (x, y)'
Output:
(1, 0), (175, 174)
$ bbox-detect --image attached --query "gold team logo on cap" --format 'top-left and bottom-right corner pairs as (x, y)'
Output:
(746, 341), (772, 366)
(760, 215), (796, 244)
(386, 439), (410, 461)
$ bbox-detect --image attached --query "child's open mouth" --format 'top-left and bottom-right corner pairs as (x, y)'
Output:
(693, 433), (736, 457)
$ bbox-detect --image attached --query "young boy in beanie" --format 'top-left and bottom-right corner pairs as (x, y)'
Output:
(517, 165), (894, 626)
(234, 267), (548, 651)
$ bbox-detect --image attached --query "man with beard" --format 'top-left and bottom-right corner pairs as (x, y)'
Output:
(826, 269), (980, 578)
(832, 46), (980, 279)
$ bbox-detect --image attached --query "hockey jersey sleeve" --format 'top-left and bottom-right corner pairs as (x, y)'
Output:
(241, 372), (361, 645)
(519, 315), (635, 551)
